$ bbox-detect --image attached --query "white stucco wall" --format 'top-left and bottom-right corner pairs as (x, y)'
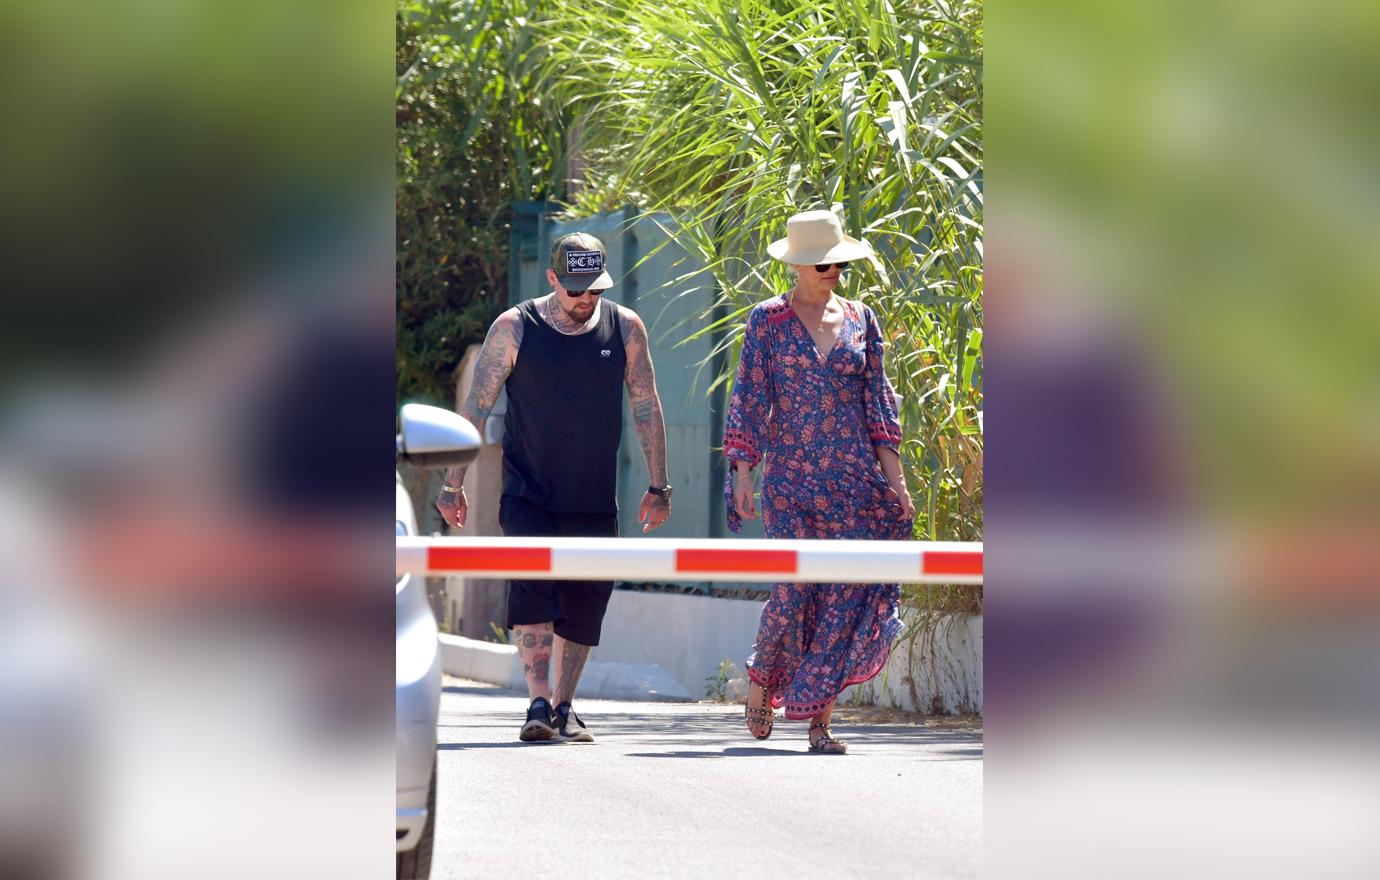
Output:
(591, 591), (765, 700)
(438, 633), (691, 701)
(840, 613), (983, 715)
(591, 590), (983, 715)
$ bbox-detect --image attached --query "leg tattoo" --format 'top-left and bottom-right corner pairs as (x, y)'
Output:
(514, 622), (554, 701)
(530, 656), (550, 682)
(552, 638), (592, 706)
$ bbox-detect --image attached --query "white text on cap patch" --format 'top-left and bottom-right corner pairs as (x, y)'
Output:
(565, 249), (603, 274)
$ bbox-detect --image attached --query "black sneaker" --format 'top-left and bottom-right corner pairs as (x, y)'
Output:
(519, 697), (556, 742)
(554, 701), (594, 743)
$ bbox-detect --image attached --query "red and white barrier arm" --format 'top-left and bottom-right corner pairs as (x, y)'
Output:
(396, 537), (982, 584)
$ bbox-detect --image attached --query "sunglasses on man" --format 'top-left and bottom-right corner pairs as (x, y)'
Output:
(814, 262), (851, 273)
(562, 286), (606, 297)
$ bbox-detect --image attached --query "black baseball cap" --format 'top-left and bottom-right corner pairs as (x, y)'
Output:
(550, 232), (614, 292)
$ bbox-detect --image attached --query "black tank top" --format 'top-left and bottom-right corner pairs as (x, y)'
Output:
(502, 298), (626, 512)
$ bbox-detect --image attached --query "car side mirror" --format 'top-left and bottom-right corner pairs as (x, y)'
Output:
(396, 403), (482, 468)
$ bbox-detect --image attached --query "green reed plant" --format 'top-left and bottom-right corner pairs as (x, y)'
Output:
(396, 0), (573, 406)
(535, 0), (983, 543)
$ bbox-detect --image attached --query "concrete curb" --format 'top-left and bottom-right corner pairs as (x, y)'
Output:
(438, 633), (692, 702)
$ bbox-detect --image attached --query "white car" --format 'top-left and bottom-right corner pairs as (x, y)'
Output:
(395, 404), (480, 879)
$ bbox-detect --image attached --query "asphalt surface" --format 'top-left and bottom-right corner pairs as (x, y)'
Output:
(432, 677), (982, 879)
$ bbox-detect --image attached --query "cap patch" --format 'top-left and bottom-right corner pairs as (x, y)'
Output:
(565, 249), (603, 274)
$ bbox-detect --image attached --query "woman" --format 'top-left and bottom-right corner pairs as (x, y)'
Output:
(724, 209), (915, 754)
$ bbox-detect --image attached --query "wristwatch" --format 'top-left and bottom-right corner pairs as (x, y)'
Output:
(647, 484), (673, 501)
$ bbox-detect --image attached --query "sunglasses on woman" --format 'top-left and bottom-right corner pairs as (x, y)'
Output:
(814, 262), (850, 273)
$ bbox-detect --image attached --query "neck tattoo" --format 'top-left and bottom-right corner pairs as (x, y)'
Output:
(547, 295), (591, 335)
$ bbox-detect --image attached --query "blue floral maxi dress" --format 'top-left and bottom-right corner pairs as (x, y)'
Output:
(724, 294), (912, 720)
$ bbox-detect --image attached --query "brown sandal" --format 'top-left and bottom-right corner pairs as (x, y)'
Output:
(744, 682), (775, 740)
(808, 721), (848, 754)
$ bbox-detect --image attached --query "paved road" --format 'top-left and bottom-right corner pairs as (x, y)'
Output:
(432, 677), (982, 879)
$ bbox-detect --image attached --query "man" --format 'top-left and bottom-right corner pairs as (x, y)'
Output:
(435, 232), (672, 743)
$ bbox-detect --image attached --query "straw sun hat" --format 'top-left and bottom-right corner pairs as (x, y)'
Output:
(766, 209), (874, 265)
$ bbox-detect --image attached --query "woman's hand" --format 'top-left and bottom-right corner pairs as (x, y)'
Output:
(891, 480), (915, 520)
(733, 471), (758, 521)
(874, 446), (913, 521)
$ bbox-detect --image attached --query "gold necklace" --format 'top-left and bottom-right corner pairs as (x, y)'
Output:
(808, 300), (834, 333)
(789, 288), (833, 333)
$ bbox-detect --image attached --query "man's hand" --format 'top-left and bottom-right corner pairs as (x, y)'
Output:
(638, 491), (670, 533)
(436, 487), (467, 530)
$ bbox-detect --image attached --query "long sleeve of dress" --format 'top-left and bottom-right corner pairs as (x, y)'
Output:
(723, 305), (773, 533)
(863, 305), (903, 450)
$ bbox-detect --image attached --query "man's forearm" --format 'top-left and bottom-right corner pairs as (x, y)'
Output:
(440, 312), (517, 492)
(631, 395), (668, 486)
(442, 396), (493, 488)
(458, 396), (491, 437)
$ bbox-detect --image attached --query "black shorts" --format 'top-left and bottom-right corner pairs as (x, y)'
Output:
(499, 494), (618, 646)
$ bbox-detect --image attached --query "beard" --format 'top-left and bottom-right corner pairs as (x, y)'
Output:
(550, 293), (596, 327)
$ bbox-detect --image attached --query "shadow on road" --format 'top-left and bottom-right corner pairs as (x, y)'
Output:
(625, 747), (824, 759)
(591, 712), (982, 747)
(437, 741), (567, 751)
(623, 742), (982, 759)
(438, 702), (982, 757)
(442, 684), (510, 697)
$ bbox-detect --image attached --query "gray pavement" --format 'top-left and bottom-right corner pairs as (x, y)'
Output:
(432, 676), (982, 879)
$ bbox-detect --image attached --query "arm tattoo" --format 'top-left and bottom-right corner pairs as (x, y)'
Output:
(442, 464), (466, 489)
(459, 310), (520, 428)
(444, 311), (519, 487)
(621, 308), (668, 487)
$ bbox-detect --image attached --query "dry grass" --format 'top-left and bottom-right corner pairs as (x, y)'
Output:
(829, 703), (982, 732)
